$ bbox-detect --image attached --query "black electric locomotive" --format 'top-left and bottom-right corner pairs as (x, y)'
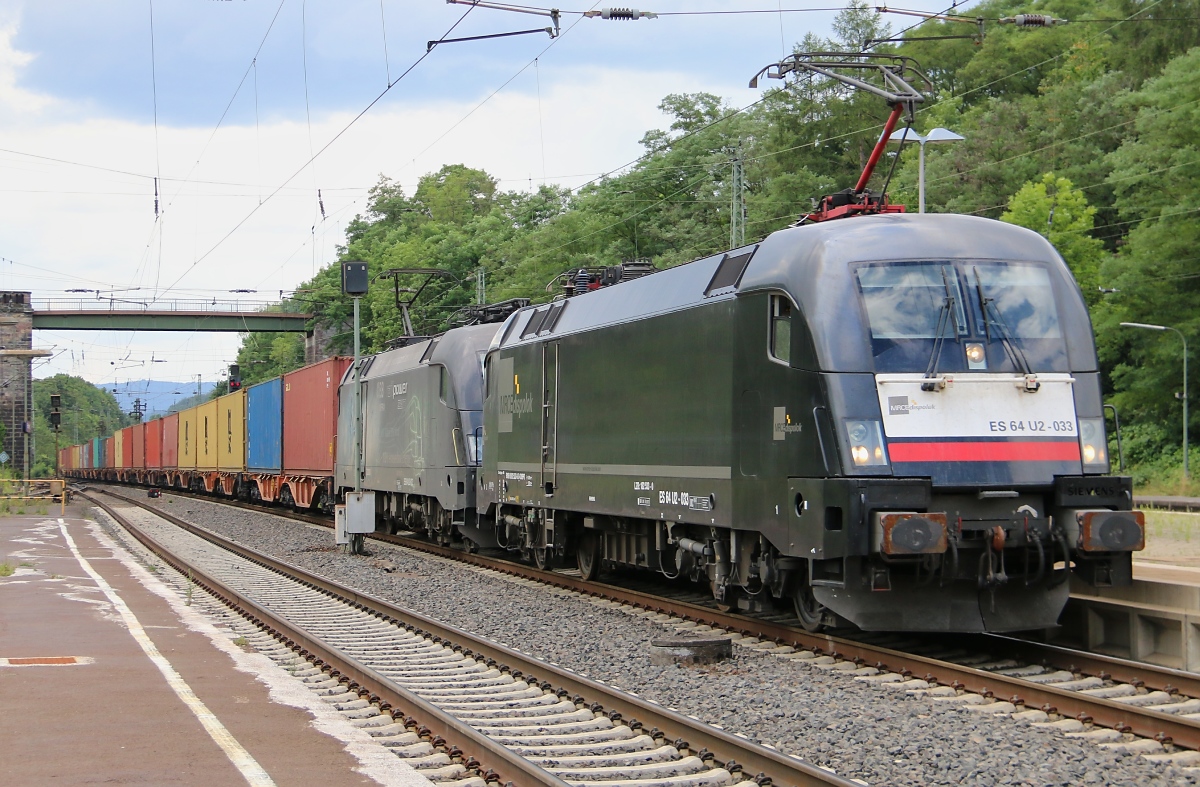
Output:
(336, 49), (1144, 633)
(470, 212), (1142, 633)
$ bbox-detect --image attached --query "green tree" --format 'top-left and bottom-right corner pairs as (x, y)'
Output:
(1093, 47), (1200, 462)
(1001, 173), (1105, 301)
(32, 375), (129, 476)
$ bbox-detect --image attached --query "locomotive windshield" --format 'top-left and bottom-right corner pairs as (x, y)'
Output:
(854, 260), (1068, 373)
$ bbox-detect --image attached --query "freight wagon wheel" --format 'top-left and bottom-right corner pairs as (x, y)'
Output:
(576, 530), (601, 581)
(793, 584), (827, 633)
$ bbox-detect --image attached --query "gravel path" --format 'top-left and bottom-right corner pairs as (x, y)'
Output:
(112, 489), (1194, 787)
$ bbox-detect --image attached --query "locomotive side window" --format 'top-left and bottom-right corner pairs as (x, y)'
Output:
(769, 295), (791, 364)
(439, 366), (456, 406)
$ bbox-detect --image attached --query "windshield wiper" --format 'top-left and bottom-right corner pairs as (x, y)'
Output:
(922, 266), (960, 391)
(973, 266), (1039, 390)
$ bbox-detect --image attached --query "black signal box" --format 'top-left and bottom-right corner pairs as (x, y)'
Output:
(342, 261), (369, 296)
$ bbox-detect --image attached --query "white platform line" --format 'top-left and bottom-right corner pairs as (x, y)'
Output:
(57, 518), (276, 787)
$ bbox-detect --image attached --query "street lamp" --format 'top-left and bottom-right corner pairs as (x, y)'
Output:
(1121, 321), (1188, 478)
(888, 127), (965, 214)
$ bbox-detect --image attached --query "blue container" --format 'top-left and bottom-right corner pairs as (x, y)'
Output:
(247, 377), (283, 472)
(92, 436), (104, 469)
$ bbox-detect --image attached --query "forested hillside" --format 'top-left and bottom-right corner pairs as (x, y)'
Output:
(237, 0), (1200, 487)
(31, 375), (131, 476)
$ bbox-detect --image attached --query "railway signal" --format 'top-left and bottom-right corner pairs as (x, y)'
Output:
(342, 260), (373, 555)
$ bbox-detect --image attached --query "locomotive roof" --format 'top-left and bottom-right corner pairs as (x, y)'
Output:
(492, 213), (1096, 374)
(355, 322), (500, 411)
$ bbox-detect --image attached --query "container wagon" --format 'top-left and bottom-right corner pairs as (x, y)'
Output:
(281, 357), (350, 509)
(246, 378), (283, 502)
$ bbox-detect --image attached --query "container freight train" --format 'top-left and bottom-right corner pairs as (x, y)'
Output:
(68, 357), (350, 511)
(66, 212), (1146, 634)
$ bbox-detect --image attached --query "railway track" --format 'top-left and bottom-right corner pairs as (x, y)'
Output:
(87, 483), (1200, 765)
(81, 488), (856, 787)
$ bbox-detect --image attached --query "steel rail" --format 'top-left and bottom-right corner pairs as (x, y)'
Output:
(374, 534), (1200, 749)
(88, 484), (1200, 750)
(86, 487), (856, 787)
(81, 490), (568, 787)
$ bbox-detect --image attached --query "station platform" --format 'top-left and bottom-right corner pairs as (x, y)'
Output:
(0, 506), (427, 786)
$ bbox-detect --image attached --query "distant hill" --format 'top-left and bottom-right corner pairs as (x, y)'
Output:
(103, 380), (216, 419)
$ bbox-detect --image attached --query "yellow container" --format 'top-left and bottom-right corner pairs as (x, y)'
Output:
(179, 406), (199, 470)
(217, 390), (247, 472)
(112, 429), (125, 467)
(196, 400), (219, 471)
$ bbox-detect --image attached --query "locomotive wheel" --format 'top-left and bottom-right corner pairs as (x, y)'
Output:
(793, 584), (827, 633)
(532, 546), (551, 571)
(576, 530), (601, 581)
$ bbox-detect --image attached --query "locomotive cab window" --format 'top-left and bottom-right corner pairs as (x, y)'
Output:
(854, 261), (1068, 373)
(769, 295), (791, 364)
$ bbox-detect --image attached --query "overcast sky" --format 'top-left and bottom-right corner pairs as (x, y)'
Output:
(0, 0), (961, 403)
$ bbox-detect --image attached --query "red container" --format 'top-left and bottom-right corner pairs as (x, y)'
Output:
(283, 356), (350, 475)
(102, 437), (114, 468)
(162, 413), (179, 468)
(145, 419), (163, 469)
(132, 422), (146, 468)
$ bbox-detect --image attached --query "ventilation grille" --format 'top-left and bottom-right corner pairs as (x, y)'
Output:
(704, 246), (758, 296)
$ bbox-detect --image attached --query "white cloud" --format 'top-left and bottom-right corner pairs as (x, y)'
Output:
(4, 63), (705, 385)
(0, 15), (51, 114)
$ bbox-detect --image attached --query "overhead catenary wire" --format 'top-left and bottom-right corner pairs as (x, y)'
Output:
(144, 0), (290, 206)
(522, 0), (1178, 265)
(153, 4), (479, 301)
(379, 0), (393, 87)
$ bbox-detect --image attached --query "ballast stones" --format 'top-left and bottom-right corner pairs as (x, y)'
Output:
(649, 635), (733, 666)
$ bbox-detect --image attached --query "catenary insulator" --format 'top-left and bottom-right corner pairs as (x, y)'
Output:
(600, 8), (657, 20)
(1000, 14), (1068, 26)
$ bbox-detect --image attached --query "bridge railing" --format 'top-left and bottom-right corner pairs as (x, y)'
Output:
(32, 298), (305, 315)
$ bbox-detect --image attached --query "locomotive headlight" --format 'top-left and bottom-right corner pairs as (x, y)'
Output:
(965, 342), (987, 370)
(845, 420), (889, 467)
(1078, 417), (1108, 471)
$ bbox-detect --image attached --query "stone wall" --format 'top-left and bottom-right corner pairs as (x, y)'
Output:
(0, 292), (33, 476)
